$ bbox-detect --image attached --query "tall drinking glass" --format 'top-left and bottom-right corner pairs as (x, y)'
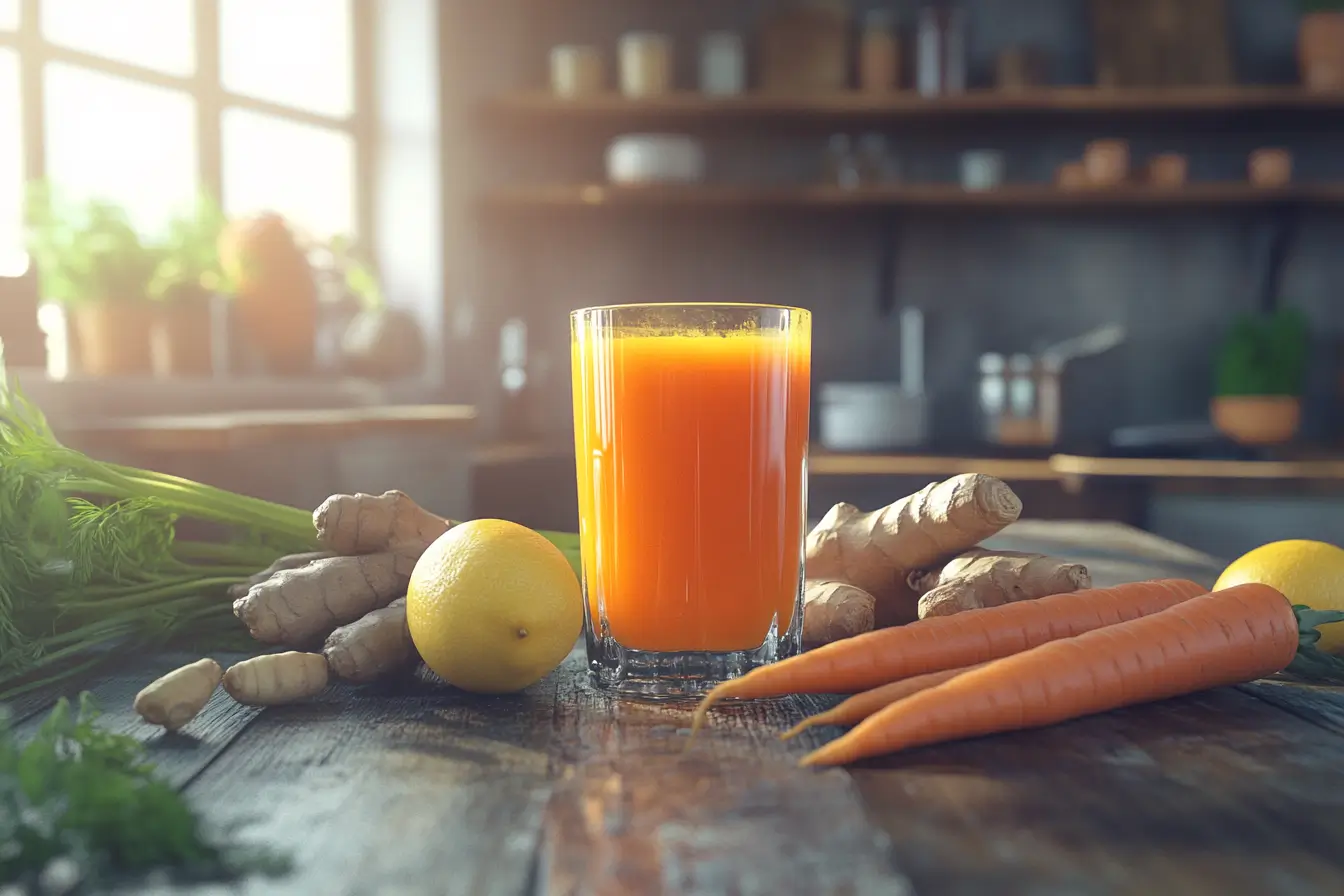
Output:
(571, 303), (812, 697)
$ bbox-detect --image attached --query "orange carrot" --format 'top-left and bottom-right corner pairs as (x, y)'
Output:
(779, 662), (987, 741)
(800, 582), (1321, 767)
(690, 578), (1206, 736)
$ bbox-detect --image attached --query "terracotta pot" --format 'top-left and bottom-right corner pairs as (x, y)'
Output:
(151, 288), (215, 377)
(1210, 395), (1302, 446)
(69, 301), (154, 377)
(1300, 11), (1344, 92)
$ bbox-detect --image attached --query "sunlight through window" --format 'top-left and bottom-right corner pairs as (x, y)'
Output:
(41, 0), (194, 76)
(44, 64), (197, 236)
(220, 0), (353, 118)
(0, 49), (24, 275)
(0, 0), (19, 31)
(222, 108), (355, 240)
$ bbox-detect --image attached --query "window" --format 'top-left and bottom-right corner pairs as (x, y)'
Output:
(220, 0), (353, 117)
(222, 109), (355, 239)
(42, 0), (194, 76)
(1, 0), (363, 292)
(44, 64), (197, 234)
(0, 49), (23, 274)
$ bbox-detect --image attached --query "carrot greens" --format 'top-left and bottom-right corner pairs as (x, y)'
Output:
(0, 362), (320, 699)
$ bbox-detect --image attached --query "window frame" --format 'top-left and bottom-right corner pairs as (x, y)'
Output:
(0, 0), (377, 242)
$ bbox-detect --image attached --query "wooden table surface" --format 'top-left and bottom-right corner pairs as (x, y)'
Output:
(12, 522), (1344, 896)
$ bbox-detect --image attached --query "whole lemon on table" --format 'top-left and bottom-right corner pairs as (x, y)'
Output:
(407, 519), (583, 694)
(1214, 540), (1344, 653)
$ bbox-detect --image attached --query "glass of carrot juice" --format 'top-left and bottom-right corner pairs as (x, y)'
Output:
(571, 303), (812, 697)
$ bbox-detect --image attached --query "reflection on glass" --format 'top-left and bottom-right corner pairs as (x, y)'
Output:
(41, 0), (194, 76)
(220, 0), (353, 117)
(44, 63), (197, 235)
(0, 49), (23, 274)
(221, 108), (355, 239)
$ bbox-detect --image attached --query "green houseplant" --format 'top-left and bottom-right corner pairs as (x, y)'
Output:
(25, 182), (161, 376)
(1211, 307), (1310, 445)
(148, 192), (231, 377)
(1299, 0), (1344, 91)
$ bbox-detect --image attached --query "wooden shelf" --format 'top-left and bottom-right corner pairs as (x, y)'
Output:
(482, 87), (1344, 124)
(471, 444), (1344, 482)
(482, 183), (1344, 213)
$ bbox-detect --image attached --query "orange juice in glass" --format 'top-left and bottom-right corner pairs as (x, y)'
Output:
(571, 303), (811, 696)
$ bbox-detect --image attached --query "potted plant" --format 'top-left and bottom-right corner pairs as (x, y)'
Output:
(1299, 0), (1344, 91)
(25, 183), (160, 377)
(318, 235), (424, 381)
(148, 192), (230, 377)
(217, 212), (318, 375)
(1211, 307), (1310, 446)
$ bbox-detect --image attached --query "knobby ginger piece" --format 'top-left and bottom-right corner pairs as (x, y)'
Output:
(133, 658), (222, 731)
(233, 552), (415, 646)
(913, 549), (1091, 619)
(803, 580), (876, 648)
(323, 597), (418, 683)
(314, 490), (454, 556)
(223, 652), (329, 706)
(806, 474), (1023, 627)
(226, 550), (335, 600)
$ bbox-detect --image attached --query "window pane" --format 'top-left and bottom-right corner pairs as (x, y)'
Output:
(42, 0), (194, 76)
(0, 49), (23, 274)
(220, 0), (352, 117)
(0, 0), (19, 31)
(44, 63), (197, 235)
(222, 108), (355, 240)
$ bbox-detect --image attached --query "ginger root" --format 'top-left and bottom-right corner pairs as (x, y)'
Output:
(806, 473), (1022, 628)
(223, 652), (329, 706)
(133, 658), (222, 731)
(912, 549), (1091, 619)
(314, 490), (453, 556)
(226, 551), (335, 600)
(233, 552), (416, 646)
(323, 597), (417, 683)
(803, 580), (876, 648)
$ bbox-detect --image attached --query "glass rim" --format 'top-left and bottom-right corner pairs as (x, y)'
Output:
(570, 301), (809, 317)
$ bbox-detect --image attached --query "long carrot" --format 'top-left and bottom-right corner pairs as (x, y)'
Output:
(779, 662), (988, 741)
(800, 583), (1344, 767)
(690, 578), (1206, 736)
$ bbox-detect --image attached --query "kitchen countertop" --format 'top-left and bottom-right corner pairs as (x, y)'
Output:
(11, 521), (1344, 895)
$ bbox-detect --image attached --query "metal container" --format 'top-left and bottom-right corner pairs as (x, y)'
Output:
(820, 382), (928, 451)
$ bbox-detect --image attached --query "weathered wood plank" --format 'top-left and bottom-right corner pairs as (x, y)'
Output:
(12, 651), (260, 789)
(1240, 680), (1344, 738)
(538, 663), (911, 896)
(851, 685), (1344, 896)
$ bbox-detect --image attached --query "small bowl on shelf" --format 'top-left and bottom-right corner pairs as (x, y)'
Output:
(605, 134), (706, 185)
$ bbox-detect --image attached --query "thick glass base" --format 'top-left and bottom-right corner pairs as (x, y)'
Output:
(585, 609), (804, 700)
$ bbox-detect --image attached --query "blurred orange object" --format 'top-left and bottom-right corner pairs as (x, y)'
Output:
(218, 213), (317, 375)
(1083, 139), (1129, 186)
(1147, 153), (1188, 188)
(1210, 395), (1301, 445)
(1056, 161), (1089, 190)
(1249, 148), (1293, 188)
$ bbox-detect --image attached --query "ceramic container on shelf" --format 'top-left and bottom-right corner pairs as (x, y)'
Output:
(605, 134), (706, 184)
(960, 150), (1005, 191)
(550, 45), (604, 97)
(1249, 148), (1293, 188)
(1146, 153), (1189, 188)
(699, 31), (745, 95)
(819, 382), (928, 451)
(1299, 11), (1344, 92)
(1211, 395), (1302, 446)
(859, 9), (900, 92)
(619, 32), (673, 97)
(1083, 139), (1130, 186)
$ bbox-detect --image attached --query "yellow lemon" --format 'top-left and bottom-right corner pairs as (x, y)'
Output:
(406, 519), (583, 694)
(1214, 540), (1344, 652)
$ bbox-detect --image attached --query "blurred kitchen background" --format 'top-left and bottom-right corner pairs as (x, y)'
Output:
(0, 0), (1341, 561)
